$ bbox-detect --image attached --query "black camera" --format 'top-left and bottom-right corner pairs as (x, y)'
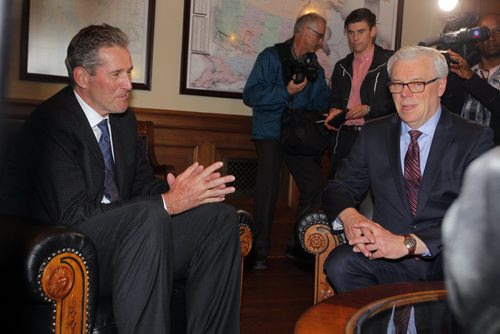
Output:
(419, 26), (490, 47)
(290, 60), (318, 84)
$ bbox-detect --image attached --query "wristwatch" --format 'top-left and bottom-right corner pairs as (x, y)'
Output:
(366, 105), (371, 115)
(403, 234), (417, 256)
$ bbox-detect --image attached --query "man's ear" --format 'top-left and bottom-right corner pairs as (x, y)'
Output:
(438, 76), (448, 97)
(370, 26), (378, 40)
(73, 66), (89, 89)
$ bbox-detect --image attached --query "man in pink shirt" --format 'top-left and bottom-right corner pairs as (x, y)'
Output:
(325, 8), (396, 178)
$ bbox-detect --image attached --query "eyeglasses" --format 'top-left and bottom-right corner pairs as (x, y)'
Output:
(306, 26), (325, 39)
(387, 77), (440, 94)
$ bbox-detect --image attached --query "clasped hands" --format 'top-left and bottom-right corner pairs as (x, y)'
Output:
(162, 161), (235, 215)
(339, 208), (408, 260)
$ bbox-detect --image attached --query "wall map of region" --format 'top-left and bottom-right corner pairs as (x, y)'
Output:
(182, 0), (401, 98)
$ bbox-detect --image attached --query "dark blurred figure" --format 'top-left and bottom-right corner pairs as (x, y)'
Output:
(443, 147), (500, 334)
(443, 13), (500, 145)
(0, 1), (18, 333)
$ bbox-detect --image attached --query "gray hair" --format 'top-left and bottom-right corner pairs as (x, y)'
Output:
(65, 24), (129, 87)
(294, 13), (326, 34)
(387, 46), (449, 78)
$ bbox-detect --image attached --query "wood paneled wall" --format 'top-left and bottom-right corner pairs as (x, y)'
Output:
(5, 98), (256, 173)
(5, 98), (302, 209)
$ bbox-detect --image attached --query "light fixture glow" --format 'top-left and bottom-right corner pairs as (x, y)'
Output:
(438, 0), (458, 12)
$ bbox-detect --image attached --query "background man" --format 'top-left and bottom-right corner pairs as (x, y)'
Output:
(323, 46), (493, 293)
(0, 24), (241, 334)
(443, 13), (500, 145)
(325, 8), (395, 178)
(243, 13), (330, 269)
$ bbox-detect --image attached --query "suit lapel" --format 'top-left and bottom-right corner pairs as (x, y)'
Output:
(65, 88), (104, 167)
(108, 116), (127, 194)
(416, 110), (454, 216)
(387, 117), (410, 213)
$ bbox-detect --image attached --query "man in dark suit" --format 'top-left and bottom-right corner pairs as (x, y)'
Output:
(0, 24), (241, 333)
(323, 45), (493, 293)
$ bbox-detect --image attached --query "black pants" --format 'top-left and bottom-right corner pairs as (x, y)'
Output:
(77, 200), (241, 334)
(328, 126), (360, 179)
(324, 243), (443, 293)
(253, 140), (323, 258)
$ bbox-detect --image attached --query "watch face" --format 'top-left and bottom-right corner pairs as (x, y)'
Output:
(404, 235), (416, 254)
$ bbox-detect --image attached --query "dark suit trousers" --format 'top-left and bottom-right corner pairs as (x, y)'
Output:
(76, 200), (241, 334)
(324, 244), (444, 293)
(253, 140), (323, 257)
(328, 127), (360, 178)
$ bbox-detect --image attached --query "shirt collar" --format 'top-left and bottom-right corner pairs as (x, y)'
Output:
(73, 90), (108, 128)
(401, 106), (442, 138)
(353, 44), (375, 63)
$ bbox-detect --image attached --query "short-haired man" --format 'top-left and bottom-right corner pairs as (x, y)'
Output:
(325, 8), (396, 178)
(0, 24), (241, 333)
(243, 13), (331, 269)
(323, 46), (493, 293)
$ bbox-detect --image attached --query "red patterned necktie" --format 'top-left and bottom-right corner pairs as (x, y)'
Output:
(404, 130), (422, 217)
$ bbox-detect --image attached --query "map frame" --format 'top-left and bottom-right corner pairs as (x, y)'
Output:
(19, 0), (156, 90)
(180, 0), (404, 99)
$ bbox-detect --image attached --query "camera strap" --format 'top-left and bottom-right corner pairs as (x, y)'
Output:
(275, 38), (318, 87)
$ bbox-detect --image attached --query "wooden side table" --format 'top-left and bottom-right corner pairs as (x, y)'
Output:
(294, 281), (447, 334)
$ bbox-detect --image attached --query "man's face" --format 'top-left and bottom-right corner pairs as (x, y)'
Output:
(301, 19), (326, 53)
(83, 46), (133, 117)
(346, 20), (376, 55)
(477, 15), (500, 59)
(390, 55), (447, 129)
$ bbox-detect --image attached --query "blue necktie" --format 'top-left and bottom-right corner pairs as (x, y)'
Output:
(97, 119), (120, 202)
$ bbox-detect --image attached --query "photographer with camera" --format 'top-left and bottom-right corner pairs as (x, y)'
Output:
(243, 12), (330, 270)
(443, 13), (500, 145)
(325, 8), (396, 179)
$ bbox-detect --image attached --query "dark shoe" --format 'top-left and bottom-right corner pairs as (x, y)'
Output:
(251, 257), (268, 270)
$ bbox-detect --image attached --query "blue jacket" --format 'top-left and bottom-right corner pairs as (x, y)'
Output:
(243, 39), (331, 140)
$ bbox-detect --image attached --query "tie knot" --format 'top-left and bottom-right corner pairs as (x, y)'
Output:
(408, 130), (422, 142)
(97, 119), (109, 134)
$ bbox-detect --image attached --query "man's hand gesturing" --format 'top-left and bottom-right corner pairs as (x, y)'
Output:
(162, 161), (235, 215)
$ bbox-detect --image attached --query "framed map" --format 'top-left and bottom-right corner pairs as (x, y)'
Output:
(20, 0), (156, 90)
(180, 0), (404, 99)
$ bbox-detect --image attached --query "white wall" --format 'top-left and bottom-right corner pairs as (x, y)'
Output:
(6, 0), (448, 116)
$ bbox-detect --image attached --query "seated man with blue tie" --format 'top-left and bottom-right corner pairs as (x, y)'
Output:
(323, 45), (493, 293)
(0, 24), (241, 333)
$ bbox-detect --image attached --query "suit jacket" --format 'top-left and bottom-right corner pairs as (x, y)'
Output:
(1, 86), (167, 225)
(323, 108), (493, 257)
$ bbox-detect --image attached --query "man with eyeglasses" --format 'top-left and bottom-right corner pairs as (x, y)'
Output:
(243, 12), (330, 269)
(322, 45), (493, 294)
(324, 8), (396, 179)
(443, 13), (500, 145)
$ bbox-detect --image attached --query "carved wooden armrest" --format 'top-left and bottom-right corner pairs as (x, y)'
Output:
(296, 209), (345, 304)
(237, 209), (254, 258)
(12, 218), (99, 334)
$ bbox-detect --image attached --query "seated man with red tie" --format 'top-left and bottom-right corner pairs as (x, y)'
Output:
(322, 45), (493, 293)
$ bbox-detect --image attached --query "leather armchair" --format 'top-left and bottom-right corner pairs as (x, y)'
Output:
(6, 210), (253, 334)
(2, 118), (254, 333)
